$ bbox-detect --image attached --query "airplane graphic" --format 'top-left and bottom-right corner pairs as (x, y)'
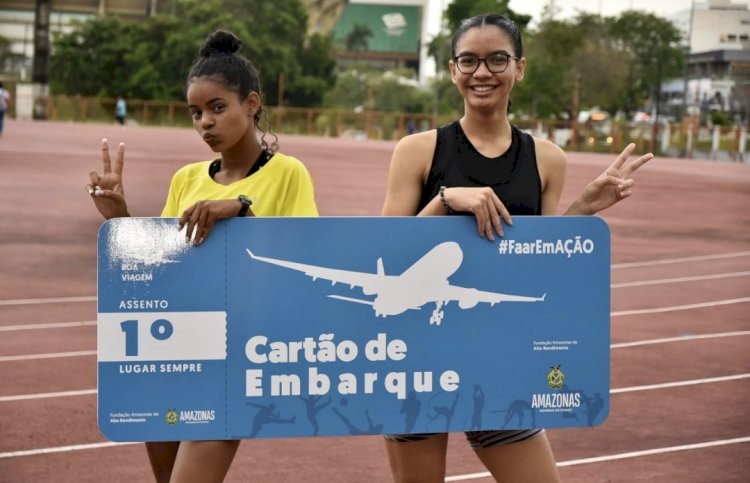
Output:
(246, 241), (545, 325)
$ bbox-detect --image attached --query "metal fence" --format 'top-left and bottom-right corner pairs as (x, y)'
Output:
(43, 95), (749, 161)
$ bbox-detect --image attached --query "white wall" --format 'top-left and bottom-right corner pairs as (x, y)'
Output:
(14, 83), (34, 120)
(690, 2), (750, 53)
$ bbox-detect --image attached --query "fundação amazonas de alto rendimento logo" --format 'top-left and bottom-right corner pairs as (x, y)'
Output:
(165, 407), (217, 425)
(165, 408), (178, 425)
(531, 365), (582, 411)
(547, 364), (565, 390)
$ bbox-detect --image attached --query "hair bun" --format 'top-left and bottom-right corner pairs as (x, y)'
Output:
(200, 30), (242, 57)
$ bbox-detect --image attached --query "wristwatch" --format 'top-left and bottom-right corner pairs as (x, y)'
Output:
(237, 194), (252, 217)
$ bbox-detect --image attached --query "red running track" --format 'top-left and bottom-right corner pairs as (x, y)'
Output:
(0, 119), (748, 482)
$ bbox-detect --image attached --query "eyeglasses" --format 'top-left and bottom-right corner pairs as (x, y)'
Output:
(453, 53), (519, 74)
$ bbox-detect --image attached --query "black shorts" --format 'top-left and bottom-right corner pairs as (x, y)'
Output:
(384, 429), (544, 449)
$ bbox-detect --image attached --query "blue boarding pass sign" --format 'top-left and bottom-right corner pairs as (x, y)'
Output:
(97, 216), (610, 442)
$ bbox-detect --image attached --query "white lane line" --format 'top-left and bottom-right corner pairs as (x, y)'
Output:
(0, 441), (137, 459)
(610, 373), (750, 394)
(2, 378), (748, 460)
(3, 297), (748, 332)
(5, 371), (748, 404)
(7, 331), (749, 364)
(0, 259), (746, 322)
(0, 389), (97, 402)
(0, 321), (96, 332)
(445, 436), (750, 481)
(612, 297), (750, 317)
(0, 296), (96, 306)
(0, 251), (747, 307)
(611, 271), (750, 288)
(0, 350), (96, 362)
(6, 331), (748, 364)
(556, 436), (750, 466)
(4, 436), (747, 465)
(612, 251), (750, 269)
(611, 331), (750, 348)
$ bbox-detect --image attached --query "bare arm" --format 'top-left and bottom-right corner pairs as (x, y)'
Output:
(86, 138), (130, 219)
(534, 138), (568, 216)
(381, 131), (435, 216)
(565, 143), (653, 215)
(87, 138), (247, 245)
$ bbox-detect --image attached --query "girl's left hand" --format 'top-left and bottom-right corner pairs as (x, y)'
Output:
(569, 143), (653, 215)
(179, 199), (245, 245)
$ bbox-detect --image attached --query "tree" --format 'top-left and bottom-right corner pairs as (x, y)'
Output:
(345, 23), (373, 52)
(124, 15), (183, 100)
(430, 75), (465, 116)
(512, 4), (583, 118)
(0, 35), (12, 74)
(511, 6), (683, 120)
(49, 0), (336, 106)
(285, 33), (337, 107)
(609, 10), (685, 118)
(427, 31), (452, 75)
(322, 66), (372, 109)
(570, 13), (629, 115)
(322, 66), (432, 113)
(370, 70), (432, 113)
(444, 0), (531, 33)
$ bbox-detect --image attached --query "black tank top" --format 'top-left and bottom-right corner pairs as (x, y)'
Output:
(417, 121), (542, 216)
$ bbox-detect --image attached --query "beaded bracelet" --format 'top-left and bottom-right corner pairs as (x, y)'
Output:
(439, 186), (453, 214)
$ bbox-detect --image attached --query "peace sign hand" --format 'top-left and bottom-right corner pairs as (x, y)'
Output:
(86, 138), (130, 220)
(568, 143), (653, 215)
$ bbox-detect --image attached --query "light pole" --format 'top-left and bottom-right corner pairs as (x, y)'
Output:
(681, 0), (695, 121)
(32, 0), (52, 120)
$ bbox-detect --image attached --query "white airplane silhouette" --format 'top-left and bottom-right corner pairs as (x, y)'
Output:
(246, 241), (545, 325)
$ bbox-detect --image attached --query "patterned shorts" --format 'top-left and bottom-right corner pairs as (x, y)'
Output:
(384, 429), (545, 449)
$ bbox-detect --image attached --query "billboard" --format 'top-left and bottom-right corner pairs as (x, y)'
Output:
(333, 4), (421, 54)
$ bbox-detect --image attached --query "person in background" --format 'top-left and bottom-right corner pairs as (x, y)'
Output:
(0, 82), (10, 136)
(115, 96), (127, 125)
(407, 119), (417, 135)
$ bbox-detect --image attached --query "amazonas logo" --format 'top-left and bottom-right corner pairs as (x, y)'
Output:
(532, 365), (581, 411)
(165, 408), (216, 425)
(179, 409), (216, 424)
(165, 408), (178, 425)
(547, 364), (565, 389)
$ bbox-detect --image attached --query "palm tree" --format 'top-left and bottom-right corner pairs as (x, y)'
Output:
(345, 23), (373, 52)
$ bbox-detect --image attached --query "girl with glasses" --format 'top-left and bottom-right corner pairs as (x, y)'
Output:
(380, 13), (652, 482)
(86, 30), (317, 482)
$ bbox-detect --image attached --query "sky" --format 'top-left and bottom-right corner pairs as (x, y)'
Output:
(508, 0), (748, 23)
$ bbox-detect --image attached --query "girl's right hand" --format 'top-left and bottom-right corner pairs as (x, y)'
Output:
(179, 199), (247, 245)
(441, 187), (512, 240)
(87, 138), (129, 220)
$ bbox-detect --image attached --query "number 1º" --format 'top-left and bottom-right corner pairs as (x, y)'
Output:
(120, 318), (174, 356)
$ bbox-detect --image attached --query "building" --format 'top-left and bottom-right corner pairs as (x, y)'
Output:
(324, 0), (449, 84)
(688, 0), (750, 53)
(677, 0), (750, 121)
(1, 0), (453, 84)
(0, 0), (165, 81)
(303, 0), (347, 36)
